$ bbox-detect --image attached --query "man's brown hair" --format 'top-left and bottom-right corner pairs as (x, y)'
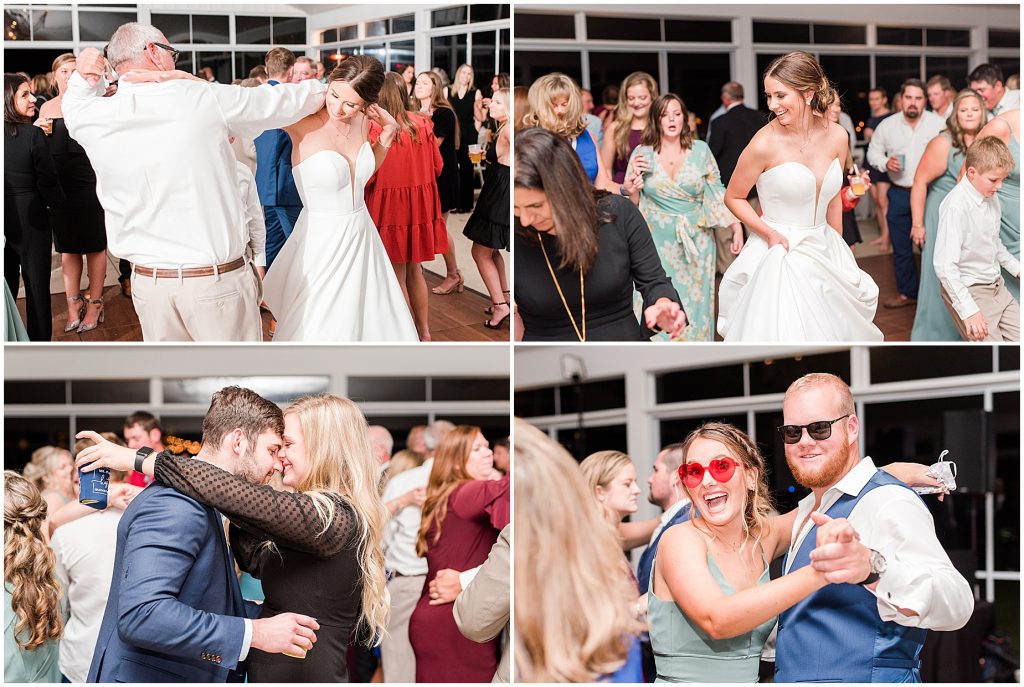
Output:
(201, 386), (284, 449)
(264, 47), (296, 79)
(124, 411), (161, 434)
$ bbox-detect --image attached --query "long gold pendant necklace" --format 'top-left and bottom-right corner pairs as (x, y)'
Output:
(536, 231), (586, 341)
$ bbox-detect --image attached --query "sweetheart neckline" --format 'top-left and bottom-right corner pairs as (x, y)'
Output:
(761, 158), (841, 219)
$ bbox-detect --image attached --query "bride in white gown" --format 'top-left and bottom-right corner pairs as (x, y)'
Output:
(717, 51), (883, 342)
(263, 55), (418, 342)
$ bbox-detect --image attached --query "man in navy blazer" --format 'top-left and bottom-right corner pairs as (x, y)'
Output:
(85, 387), (319, 682)
(637, 442), (692, 681)
(255, 48), (304, 268)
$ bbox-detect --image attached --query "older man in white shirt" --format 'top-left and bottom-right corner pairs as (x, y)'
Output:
(968, 63), (1021, 116)
(62, 23), (327, 341)
(867, 78), (945, 309)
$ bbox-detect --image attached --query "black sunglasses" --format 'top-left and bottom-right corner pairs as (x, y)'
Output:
(777, 415), (850, 444)
(151, 42), (180, 65)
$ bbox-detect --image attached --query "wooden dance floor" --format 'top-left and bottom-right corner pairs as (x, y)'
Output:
(21, 270), (509, 343)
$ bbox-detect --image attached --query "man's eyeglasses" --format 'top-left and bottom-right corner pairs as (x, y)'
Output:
(777, 415), (850, 445)
(678, 457), (740, 489)
(152, 42), (180, 65)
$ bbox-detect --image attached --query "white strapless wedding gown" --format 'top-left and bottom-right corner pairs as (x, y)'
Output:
(717, 159), (883, 341)
(263, 143), (418, 342)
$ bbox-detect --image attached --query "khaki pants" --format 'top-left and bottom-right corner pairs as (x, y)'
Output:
(130, 262), (262, 341)
(941, 278), (1020, 342)
(381, 574), (425, 683)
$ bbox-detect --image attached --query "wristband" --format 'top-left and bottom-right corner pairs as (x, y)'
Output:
(619, 185), (629, 197)
(134, 446), (155, 473)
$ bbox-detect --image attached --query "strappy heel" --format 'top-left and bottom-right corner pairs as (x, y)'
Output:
(484, 302), (510, 329)
(64, 293), (85, 333)
(77, 297), (104, 333)
(432, 270), (464, 295)
(486, 290), (511, 315)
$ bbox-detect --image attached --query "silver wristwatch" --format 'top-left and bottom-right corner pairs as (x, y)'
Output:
(860, 549), (886, 585)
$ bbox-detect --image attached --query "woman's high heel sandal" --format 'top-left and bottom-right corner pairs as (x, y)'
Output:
(484, 302), (510, 329)
(64, 294), (86, 333)
(485, 290), (511, 315)
(77, 297), (104, 334)
(432, 269), (464, 295)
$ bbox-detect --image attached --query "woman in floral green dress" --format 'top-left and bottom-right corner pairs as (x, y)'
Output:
(626, 94), (742, 341)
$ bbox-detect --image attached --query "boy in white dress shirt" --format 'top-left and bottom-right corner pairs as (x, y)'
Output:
(934, 136), (1020, 341)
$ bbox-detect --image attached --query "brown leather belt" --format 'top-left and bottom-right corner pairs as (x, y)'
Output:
(133, 257), (246, 279)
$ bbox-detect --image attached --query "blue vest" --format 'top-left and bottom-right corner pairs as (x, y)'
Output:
(636, 502), (691, 594)
(572, 132), (599, 184)
(775, 470), (927, 683)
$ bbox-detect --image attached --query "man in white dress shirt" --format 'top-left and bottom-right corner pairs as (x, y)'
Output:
(968, 63), (1021, 117)
(773, 373), (974, 682)
(867, 79), (945, 309)
(926, 75), (955, 120)
(62, 23), (327, 341)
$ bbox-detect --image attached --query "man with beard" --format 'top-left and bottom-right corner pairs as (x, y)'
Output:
(78, 387), (319, 682)
(773, 373), (973, 683)
(868, 79), (945, 309)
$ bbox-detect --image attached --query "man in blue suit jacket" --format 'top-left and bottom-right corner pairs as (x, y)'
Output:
(637, 442), (692, 682)
(84, 387), (319, 682)
(255, 48), (303, 268)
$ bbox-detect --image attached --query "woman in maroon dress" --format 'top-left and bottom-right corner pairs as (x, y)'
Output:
(366, 72), (448, 341)
(408, 425), (510, 682)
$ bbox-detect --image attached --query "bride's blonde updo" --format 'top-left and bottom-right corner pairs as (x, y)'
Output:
(763, 50), (836, 118)
(329, 55), (385, 106)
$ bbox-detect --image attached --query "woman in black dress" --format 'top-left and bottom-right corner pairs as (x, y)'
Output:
(513, 128), (686, 342)
(464, 88), (510, 329)
(4, 73), (64, 341)
(449, 64), (482, 213)
(415, 70), (464, 295)
(77, 394), (389, 683)
(38, 54), (108, 334)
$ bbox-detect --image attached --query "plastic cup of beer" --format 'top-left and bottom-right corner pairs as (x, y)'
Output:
(468, 144), (483, 164)
(849, 164), (866, 196)
(36, 118), (53, 135)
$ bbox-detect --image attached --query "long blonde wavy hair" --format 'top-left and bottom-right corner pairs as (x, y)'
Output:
(679, 422), (775, 561)
(416, 425), (480, 557)
(514, 420), (644, 682)
(285, 395), (390, 645)
(4, 470), (64, 650)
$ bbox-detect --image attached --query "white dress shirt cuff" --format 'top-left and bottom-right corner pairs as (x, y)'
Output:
(240, 618), (253, 661)
(458, 566), (481, 590)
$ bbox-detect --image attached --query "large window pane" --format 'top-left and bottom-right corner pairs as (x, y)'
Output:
(433, 377), (509, 402)
(666, 52), (732, 138)
(557, 423), (627, 461)
(514, 12), (575, 40)
(320, 28), (337, 44)
(161, 377), (328, 404)
(5, 417), (73, 471)
(925, 57), (969, 91)
(431, 34), (468, 83)
(587, 15), (661, 42)
(6, 381), (66, 404)
(989, 29), (1021, 49)
(159, 416), (205, 444)
(753, 409), (805, 513)
(471, 30), (497, 86)
(71, 380), (148, 404)
(558, 377), (625, 414)
(390, 40), (415, 74)
(470, 4), (504, 24)
(362, 415), (429, 451)
(998, 345), (1019, 371)
(752, 21), (810, 44)
(196, 51), (233, 83)
(870, 345), (992, 384)
(664, 19), (731, 43)
(4, 48), (69, 77)
(655, 363), (744, 404)
(361, 43), (387, 68)
(877, 26), (923, 46)
(272, 17), (306, 45)
(499, 29), (509, 74)
(432, 6), (468, 29)
(749, 351), (851, 396)
(79, 11), (137, 42)
(589, 51), (659, 99)
(515, 387), (557, 418)
(236, 15), (271, 45)
(235, 52), (267, 80)
(926, 28), (969, 47)
(993, 392), (1019, 572)
(991, 58), (1021, 86)
(31, 9), (74, 41)
(4, 9), (31, 41)
(515, 51), (581, 87)
(391, 15), (415, 34)
(659, 414), (747, 449)
(875, 55), (922, 107)
(813, 23), (865, 45)
(152, 14), (190, 44)
(348, 377), (426, 402)
(191, 14), (229, 44)
(443, 415), (511, 447)
(819, 54), (871, 139)
(365, 20), (387, 38)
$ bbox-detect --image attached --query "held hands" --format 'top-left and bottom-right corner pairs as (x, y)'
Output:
(250, 612), (319, 657)
(427, 568), (462, 605)
(807, 512), (872, 585)
(963, 312), (990, 341)
(108, 483), (142, 511)
(75, 48), (107, 87)
(74, 431), (137, 473)
(767, 230), (790, 252)
(644, 298), (687, 338)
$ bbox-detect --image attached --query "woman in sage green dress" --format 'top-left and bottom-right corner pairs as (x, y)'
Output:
(976, 109), (1021, 301)
(626, 94), (742, 341)
(910, 90), (987, 340)
(647, 423), (940, 683)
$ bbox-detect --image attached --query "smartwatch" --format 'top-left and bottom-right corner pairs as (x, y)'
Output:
(134, 446), (155, 473)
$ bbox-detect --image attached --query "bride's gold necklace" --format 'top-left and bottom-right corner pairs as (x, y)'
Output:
(325, 112), (354, 140)
(536, 231), (585, 341)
